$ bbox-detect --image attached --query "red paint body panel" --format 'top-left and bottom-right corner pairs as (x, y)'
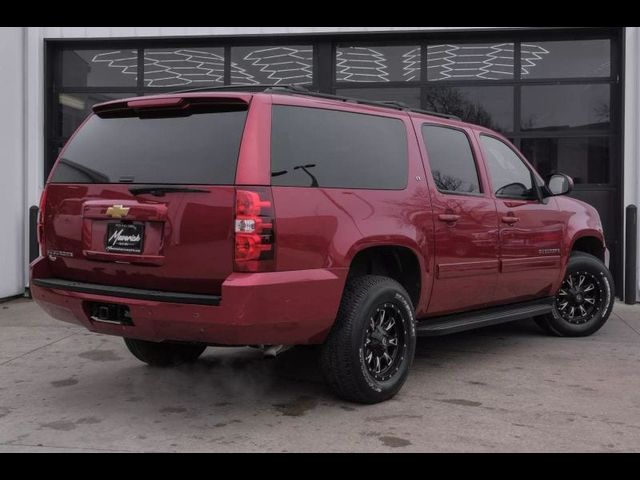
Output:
(492, 197), (565, 302)
(31, 256), (346, 345)
(427, 193), (501, 314)
(235, 94), (272, 186)
(43, 184), (235, 295)
(412, 119), (500, 315)
(31, 91), (608, 346)
(128, 97), (185, 109)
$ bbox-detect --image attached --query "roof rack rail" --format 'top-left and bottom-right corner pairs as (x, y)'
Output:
(409, 107), (461, 121)
(171, 84), (288, 94)
(170, 84), (461, 121)
(266, 86), (461, 121)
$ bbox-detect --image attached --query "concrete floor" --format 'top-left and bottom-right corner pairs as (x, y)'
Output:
(0, 297), (639, 452)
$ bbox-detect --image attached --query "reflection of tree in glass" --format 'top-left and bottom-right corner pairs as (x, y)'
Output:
(424, 86), (495, 130)
(432, 170), (476, 193)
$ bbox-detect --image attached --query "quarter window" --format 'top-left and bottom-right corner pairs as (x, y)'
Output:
(480, 135), (536, 200)
(421, 126), (481, 194)
(271, 106), (408, 189)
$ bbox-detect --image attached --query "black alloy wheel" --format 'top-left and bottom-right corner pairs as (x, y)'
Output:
(363, 303), (406, 382)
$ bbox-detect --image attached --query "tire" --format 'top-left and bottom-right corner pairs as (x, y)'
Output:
(535, 252), (614, 337)
(320, 275), (416, 404)
(124, 338), (206, 367)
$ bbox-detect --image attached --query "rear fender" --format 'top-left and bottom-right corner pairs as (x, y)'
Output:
(345, 236), (432, 316)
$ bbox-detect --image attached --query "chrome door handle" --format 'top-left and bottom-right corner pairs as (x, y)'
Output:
(502, 216), (520, 225)
(438, 214), (460, 223)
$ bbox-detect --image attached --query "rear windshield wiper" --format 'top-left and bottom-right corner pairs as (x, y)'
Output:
(128, 186), (209, 197)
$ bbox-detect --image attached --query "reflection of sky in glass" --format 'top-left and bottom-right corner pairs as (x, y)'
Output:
(231, 46), (313, 85)
(68, 40), (612, 88)
(141, 49), (226, 87)
(427, 44), (515, 81)
(62, 50), (138, 87)
(336, 46), (421, 82)
(521, 40), (611, 78)
(76, 47), (316, 87)
(521, 85), (610, 131)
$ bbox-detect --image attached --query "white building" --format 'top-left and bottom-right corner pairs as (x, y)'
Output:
(0, 27), (638, 301)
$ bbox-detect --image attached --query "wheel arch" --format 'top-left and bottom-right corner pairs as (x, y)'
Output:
(344, 240), (428, 311)
(569, 231), (606, 263)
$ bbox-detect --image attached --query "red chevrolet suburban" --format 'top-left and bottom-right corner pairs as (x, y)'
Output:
(31, 87), (614, 404)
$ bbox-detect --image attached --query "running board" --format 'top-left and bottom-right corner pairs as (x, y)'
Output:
(416, 297), (554, 337)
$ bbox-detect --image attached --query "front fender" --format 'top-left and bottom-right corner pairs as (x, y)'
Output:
(555, 195), (606, 268)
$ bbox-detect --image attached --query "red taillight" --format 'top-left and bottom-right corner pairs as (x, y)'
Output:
(37, 187), (48, 256)
(234, 187), (275, 272)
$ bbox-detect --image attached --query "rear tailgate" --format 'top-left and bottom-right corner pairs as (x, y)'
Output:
(41, 95), (250, 296)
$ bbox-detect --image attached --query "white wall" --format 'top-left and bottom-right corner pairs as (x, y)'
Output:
(624, 27), (640, 298)
(0, 28), (25, 298)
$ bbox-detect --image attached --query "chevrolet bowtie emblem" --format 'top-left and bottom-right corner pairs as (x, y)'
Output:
(106, 205), (130, 219)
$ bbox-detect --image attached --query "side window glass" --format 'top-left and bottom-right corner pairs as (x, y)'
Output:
(421, 125), (481, 194)
(271, 106), (408, 189)
(480, 135), (536, 200)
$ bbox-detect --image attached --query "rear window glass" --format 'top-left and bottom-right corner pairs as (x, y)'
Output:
(49, 107), (248, 184)
(271, 105), (408, 190)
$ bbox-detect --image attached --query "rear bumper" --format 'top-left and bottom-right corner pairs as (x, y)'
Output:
(30, 257), (347, 345)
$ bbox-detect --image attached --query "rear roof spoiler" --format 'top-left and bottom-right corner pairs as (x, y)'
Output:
(92, 93), (251, 118)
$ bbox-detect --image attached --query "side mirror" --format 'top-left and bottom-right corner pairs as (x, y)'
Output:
(547, 173), (574, 196)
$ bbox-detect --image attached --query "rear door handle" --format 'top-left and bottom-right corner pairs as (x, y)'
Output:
(438, 214), (460, 223)
(501, 216), (520, 225)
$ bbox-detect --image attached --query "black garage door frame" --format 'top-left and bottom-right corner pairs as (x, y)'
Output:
(43, 27), (625, 291)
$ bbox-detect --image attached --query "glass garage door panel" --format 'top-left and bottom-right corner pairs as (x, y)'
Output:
(427, 43), (515, 81)
(423, 85), (514, 133)
(231, 45), (313, 85)
(143, 48), (225, 88)
(336, 45), (421, 82)
(569, 189), (618, 245)
(521, 40), (611, 79)
(57, 93), (133, 139)
(521, 137), (612, 185)
(521, 84), (610, 131)
(61, 49), (138, 87)
(334, 88), (421, 109)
